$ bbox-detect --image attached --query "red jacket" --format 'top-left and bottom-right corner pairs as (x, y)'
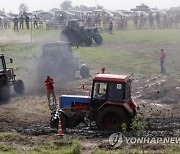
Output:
(45, 78), (54, 90)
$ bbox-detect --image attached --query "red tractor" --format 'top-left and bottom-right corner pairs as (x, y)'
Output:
(51, 73), (138, 131)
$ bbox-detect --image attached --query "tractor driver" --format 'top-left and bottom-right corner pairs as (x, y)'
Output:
(45, 76), (57, 107)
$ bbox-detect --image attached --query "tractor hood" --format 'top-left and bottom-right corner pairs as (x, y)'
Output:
(60, 95), (90, 108)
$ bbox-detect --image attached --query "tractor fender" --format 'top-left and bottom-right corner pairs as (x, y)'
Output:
(98, 101), (134, 117)
(129, 97), (138, 109)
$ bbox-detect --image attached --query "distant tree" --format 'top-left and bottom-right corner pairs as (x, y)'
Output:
(60, 1), (73, 10)
(73, 5), (88, 11)
(19, 3), (29, 15)
(97, 5), (104, 9)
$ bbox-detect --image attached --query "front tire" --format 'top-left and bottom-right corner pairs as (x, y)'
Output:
(94, 34), (103, 44)
(50, 113), (68, 130)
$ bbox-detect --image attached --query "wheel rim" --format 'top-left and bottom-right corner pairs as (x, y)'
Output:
(102, 113), (123, 130)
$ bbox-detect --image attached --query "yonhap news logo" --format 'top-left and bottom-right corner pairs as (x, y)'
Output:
(109, 132), (180, 148)
(109, 132), (123, 148)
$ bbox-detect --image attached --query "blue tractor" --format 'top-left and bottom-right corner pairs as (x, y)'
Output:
(50, 73), (138, 131)
(60, 19), (103, 46)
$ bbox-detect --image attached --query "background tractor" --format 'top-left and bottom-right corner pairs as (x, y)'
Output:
(37, 42), (80, 82)
(51, 73), (138, 131)
(60, 19), (103, 46)
(0, 54), (25, 101)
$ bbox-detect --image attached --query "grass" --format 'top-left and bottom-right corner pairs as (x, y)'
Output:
(0, 132), (81, 154)
(74, 45), (159, 76)
(103, 28), (180, 44)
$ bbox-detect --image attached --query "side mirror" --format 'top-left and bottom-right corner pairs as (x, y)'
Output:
(10, 58), (13, 63)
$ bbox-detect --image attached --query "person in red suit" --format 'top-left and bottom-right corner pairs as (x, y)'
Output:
(45, 76), (57, 106)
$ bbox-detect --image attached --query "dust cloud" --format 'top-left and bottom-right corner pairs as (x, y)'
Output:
(0, 30), (31, 44)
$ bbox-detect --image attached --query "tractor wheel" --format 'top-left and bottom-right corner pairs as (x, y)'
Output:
(96, 106), (131, 131)
(50, 113), (68, 130)
(94, 34), (103, 45)
(84, 37), (92, 46)
(14, 80), (25, 95)
(61, 29), (78, 46)
(60, 29), (69, 42)
(0, 84), (10, 102)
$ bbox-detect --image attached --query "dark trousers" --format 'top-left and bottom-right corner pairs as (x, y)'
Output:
(14, 24), (18, 31)
(20, 22), (24, 29)
(26, 22), (29, 29)
(160, 60), (166, 74)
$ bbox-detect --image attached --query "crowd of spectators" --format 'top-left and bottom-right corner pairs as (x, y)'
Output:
(133, 11), (180, 29)
(0, 10), (180, 32)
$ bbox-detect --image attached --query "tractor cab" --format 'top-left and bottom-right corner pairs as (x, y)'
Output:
(0, 54), (25, 101)
(67, 19), (84, 33)
(0, 55), (6, 73)
(0, 54), (15, 81)
(90, 74), (135, 121)
(0, 54), (12, 73)
(91, 74), (131, 104)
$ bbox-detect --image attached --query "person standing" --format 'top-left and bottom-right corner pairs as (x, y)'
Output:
(25, 15), (30, 29)
(19, 15), (24, 29)
(156, 12), (160, 28)
(134, 13), (139, 29)
(160, 49), (166, 74)
(33, 15), (38, 29)
(13, 16), (19, 31)
(45, 76), (57, 107)
(109, 19), (113, 34)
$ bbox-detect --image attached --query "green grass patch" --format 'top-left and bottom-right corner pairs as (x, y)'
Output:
(32, 140), (81, 154)
(103, 29), (180, 44)
(75, 46), (159, 76)
(0, 133), (81, 154)
(0, 132), (25, 142)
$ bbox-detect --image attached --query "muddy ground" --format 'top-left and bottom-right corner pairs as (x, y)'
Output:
(0, 39), (180, 152)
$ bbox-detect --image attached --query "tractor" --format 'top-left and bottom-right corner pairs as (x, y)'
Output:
(50, 73), (138, 131)
(0, 54), (25, 101)
(60, 19), (103, 46)
(37, 42), (80, 82)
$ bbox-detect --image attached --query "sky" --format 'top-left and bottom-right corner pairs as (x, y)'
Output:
(1, 0), (180, 13)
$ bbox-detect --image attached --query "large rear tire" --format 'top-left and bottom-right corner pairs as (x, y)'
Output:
(14, 80), (25, 95)
(84, 37), (92, 46)
(96, 106), (131, 131)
